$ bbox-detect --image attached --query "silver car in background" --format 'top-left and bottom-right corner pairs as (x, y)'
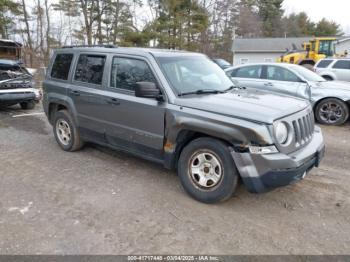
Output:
(225, 63), (350, 126)
(314, 58), (350, 81)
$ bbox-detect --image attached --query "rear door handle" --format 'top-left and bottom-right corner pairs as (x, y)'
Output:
(264, 82), (273, 86)
(106, 98), (120, 105)
(70, 90), (80, 96)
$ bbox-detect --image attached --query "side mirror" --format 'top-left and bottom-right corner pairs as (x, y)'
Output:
(135, 82), (163, 101)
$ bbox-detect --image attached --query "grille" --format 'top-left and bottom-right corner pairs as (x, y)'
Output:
(292, 111), (314, 148)
(275, 106), (315, 154)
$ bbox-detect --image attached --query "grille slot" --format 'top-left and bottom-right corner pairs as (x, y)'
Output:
(292, 111), (314, 147)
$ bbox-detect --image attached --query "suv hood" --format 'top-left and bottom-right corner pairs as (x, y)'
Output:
(174, 89), (309, 124)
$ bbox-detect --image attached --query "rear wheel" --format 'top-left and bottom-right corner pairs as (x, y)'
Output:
(178, 137), (239, 203)
(315, 98), (349, 125)
(53, 110), (84, 151)
(20, 101), (35, 110)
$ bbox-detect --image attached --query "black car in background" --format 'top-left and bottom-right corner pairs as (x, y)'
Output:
(212, 58), (232, 69)
(0, 59), (41, 109)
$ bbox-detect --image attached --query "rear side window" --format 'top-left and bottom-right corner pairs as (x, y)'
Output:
(51, 53), (73, 80)
(333, 60), (350, 70)
(74, 54), (106, 85)
(316, 60), (333, 68)
(232, 65), (262, 79)
(110, 57), (156, 91)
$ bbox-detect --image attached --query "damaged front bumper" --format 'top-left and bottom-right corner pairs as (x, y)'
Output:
(0, 88), (42, 105)
(232, 126), (325, 193)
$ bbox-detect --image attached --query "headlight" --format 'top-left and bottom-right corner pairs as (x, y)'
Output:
(274, 122), (288, 144)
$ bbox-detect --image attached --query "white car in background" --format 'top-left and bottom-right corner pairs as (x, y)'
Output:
(225, 63), (350, 126)
(314, 58), (350, 81)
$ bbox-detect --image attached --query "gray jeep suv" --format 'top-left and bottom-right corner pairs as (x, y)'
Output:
(43, 46), (325, 203)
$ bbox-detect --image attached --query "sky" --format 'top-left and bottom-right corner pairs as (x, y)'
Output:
(283, 0), (350, 35)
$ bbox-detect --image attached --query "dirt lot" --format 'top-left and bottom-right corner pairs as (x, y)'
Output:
(0, 104), (349, 255)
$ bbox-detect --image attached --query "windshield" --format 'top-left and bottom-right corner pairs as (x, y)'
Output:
(290, 65), (326, 82)
(157, 56), (233, 95)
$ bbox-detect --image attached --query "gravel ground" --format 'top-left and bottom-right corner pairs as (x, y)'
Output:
(0, 104), (349, 255)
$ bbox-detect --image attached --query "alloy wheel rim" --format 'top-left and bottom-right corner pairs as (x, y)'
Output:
(319, 102), (343, 124)
(56, 119), (72, 146)
(189, 151), (223, 189)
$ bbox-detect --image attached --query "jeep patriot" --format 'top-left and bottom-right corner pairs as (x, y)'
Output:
(43, 46), (325, 203)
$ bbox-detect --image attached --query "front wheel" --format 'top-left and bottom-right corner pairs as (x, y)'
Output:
(315, 98), (349, 125)
(20, 101), (35, 110)
(178, 137), (239, 203)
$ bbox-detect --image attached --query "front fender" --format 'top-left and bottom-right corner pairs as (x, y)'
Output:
(162, 107), (274, 169)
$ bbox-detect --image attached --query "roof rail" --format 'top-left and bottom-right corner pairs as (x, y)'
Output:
(62, 44), (118, 49)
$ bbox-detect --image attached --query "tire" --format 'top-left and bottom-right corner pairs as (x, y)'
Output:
(322, 75), (333, 81)
(177, 137), (239, 203)
(20, 101), (35, 110)
(53, 110), (84, 151)
(315, 98), (349, 126)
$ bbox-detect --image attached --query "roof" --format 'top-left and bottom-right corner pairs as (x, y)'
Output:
(55, 46), (202, 58)
(0, 39), (22, 47)
(232, 37), (312, 53)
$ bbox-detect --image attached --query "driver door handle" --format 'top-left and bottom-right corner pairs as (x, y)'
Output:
(264, 82), (273, 86)
(106, 98), (120, 106)
(70, 90), (80, 96)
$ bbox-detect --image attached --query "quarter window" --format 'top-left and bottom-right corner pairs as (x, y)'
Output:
(110, 57), (156, 91)
(266, 66), (300, 82)
(333, 60), (350, 69)
(51, 53), (74, 80)
(74, 54), (106, 85)
(232, 65), (262, 79)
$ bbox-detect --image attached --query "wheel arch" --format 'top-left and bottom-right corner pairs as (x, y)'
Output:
(168, 129), (235, 170)
(47, 98), (78, 125)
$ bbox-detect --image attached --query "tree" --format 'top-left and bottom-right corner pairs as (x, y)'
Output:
(314, 18), (343, 36)
(0, 0), (21, 38)
(282, 12), (315, 37)
(151, 0), (208, 50)
(257, 0), (284, 37)
(236, 0), (262, 38)
(21, 0), (34, 67)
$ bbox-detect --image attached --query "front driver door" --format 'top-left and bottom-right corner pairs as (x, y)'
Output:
(262, 65), (305, 98)
(103, 56), (165, 161)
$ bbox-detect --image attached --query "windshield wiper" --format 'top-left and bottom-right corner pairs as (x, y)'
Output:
(178, 89), (225, 97)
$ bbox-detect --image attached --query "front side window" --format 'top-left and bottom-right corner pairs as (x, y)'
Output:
(317, 60), (333, 68)
(266, 66), (300, 82)
(157, 56), (233, 94)
(51, 53), (74, 80)
(233, 65), (262, 79)
(333, 60), (350, 70)
(110, 57), (156, 91)
(74, 54), (106, 85)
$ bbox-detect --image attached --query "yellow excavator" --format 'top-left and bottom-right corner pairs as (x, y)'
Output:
(277, 37), (337, 69)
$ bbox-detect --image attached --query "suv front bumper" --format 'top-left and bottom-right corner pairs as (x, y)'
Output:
(232, 126), (325, 193)
(0, 88), (41, 105)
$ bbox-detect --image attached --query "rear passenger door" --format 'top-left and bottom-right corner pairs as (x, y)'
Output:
(332, 60), (350, 81)
(69, 53), (108, 142)
(228, 65), (265, 90)
(103, 56), (165, 160)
